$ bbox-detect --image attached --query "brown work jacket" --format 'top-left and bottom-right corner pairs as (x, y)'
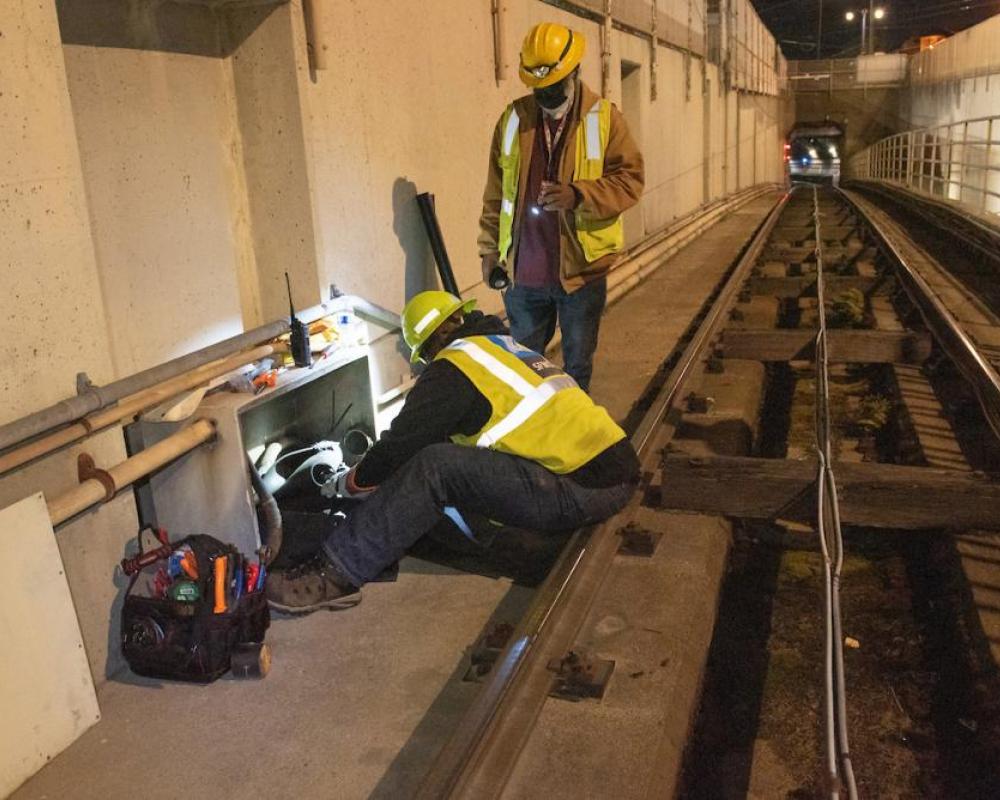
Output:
(478, 82), (645, 292)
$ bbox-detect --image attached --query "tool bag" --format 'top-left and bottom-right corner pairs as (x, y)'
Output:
(120, 530), (269, 683)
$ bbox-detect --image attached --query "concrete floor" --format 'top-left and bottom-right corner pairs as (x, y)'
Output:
(499, 193), (783, 799)
(12, 192), (781, 800)
(15, 564), (531, 800)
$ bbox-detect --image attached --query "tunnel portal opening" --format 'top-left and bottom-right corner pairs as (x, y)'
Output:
(788, 121), (846, 186)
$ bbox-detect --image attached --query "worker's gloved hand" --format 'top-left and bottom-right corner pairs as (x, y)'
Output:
(322, 467), (376, 500)
(481, 253), (500, 285)
(538, 181), (579, 211)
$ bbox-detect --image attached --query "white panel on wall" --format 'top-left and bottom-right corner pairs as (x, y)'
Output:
(911, 14), (1000, 85)
(0, 493), (100, 797)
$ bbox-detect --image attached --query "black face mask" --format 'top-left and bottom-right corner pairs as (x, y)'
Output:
(534, 79), (569, 109)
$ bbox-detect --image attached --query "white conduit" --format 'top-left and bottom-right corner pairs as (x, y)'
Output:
(812, 186), (859, 799)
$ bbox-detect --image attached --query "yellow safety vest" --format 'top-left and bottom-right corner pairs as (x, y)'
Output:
(435, 335), (625, 474)
(496, 98), (625, 265)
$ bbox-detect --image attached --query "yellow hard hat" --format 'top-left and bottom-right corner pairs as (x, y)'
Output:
(401, 290), (476, 363)
(519, 22), (585, 88)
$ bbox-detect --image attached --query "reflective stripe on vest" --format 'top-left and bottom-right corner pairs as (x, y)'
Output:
(445, 339), (576, 447)
(495, 99), (625, 265)
(436, 335), (625, 474)
(496, 105), (522, 263)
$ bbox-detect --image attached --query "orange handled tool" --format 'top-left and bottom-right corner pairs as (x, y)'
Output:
(252, 369), (279, 393)
(213, 556), (228, 614)
(180, 551), (198, 579)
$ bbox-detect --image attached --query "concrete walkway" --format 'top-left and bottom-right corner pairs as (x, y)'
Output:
(12, 192), (781, 800)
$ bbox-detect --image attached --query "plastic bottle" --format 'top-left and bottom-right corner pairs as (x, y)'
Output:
(333, 310), (366, 348)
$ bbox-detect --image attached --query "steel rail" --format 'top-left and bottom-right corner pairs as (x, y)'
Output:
(419, 185), (999, 799)
(846, 181), (1000, 268)
(416, 190), (790, 799)
(815, 181), (1000, 793)
(838, 188), (1000, 441)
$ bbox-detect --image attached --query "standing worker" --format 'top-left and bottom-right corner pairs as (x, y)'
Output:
(266, 291), (639, 613)
(478, 22), (644, 392)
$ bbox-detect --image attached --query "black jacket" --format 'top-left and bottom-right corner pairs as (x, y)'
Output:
(354, 312), (638, 489)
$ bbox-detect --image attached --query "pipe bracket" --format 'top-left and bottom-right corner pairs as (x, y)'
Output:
(75, 372), (95, 396)
(75, 371), (113, 408)
(77, 453), (116, 503)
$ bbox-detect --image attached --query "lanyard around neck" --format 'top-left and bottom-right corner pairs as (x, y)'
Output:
(540, 111), (570, 181)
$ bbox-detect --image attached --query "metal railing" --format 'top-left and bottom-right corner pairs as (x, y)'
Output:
(847, 115), (1000, 219)
(788, 59), (861, 93)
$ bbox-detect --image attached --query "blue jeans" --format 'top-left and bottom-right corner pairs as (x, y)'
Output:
(503, 278), (607, 392)
(320, 443), (635, 586)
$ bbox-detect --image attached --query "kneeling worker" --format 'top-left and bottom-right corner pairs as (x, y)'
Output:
(267, 290), (639, 613)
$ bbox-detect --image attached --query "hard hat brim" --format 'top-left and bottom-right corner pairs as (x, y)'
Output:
(409, 298), (477, 363)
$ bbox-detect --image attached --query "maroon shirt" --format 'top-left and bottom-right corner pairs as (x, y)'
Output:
(514, 114), (569, 288)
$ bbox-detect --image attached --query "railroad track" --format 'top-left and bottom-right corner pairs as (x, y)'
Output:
(416, 185), (1000, 799)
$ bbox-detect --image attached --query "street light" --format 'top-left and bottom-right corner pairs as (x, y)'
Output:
(844, 5), (886, 54)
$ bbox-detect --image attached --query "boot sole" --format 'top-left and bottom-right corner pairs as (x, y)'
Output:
(267, 590), (362, 615)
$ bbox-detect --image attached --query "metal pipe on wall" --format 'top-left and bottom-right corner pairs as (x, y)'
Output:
(685, 0), (692, 100)
(0, 290), (395, 464)
(0, 319), (289, 455)
(601, 0), (613, 97)
(302, 0), (328, 71)
(47, 419), (217, 526)
(0, 345), (273, 478)
(649, 1), (658, 101)
(491, 0), (507, 83)
(416, 192), (462, 297)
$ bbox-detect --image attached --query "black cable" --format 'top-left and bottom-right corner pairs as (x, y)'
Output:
(329, 402), (354, 439)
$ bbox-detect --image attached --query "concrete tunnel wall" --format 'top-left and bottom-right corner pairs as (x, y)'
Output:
(903, 16), (1000, 210)
(0, 0), (143, 685)
(0, 0), (789, 684)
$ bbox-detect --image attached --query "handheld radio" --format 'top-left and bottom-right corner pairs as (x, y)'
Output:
(286, 272), (312, 368)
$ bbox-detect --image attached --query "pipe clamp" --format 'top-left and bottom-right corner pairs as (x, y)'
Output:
(77, 453), (116, 503)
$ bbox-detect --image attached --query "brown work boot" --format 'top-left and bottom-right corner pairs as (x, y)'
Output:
(266, 553), (361, 614)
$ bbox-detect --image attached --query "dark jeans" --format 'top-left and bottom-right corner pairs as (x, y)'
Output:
(321, 443), (635, 586)
(503, 278), (607, 392)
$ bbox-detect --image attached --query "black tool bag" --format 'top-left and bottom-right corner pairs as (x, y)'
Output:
(120, 532), (269, 683)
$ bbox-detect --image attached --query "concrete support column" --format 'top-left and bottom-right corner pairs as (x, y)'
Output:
(230, 1), (323, 325)
(0, 0), (115, 421)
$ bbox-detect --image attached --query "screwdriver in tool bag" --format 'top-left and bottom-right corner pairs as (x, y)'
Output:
(234, 555), (244, 603)
(180, 550), (198, 579)
(246, 562), (260, 593)
(120, 527), (173, 576)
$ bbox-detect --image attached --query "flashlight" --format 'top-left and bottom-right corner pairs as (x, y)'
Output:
(489, 265), (510, 289)
(529, 205), (542, 216)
